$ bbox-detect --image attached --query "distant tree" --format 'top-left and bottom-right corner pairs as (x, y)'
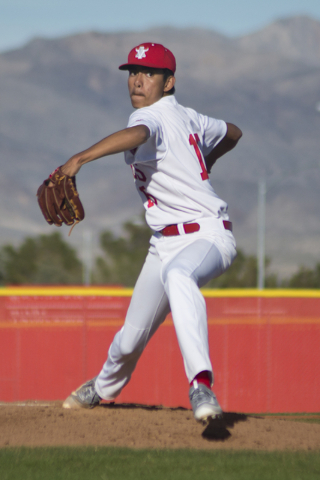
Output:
(0, 251), (5, 286)
(94, 219), (152, 286)
(286, 263), (320, 288)
(1, 232), (82, 285)
(206, 249), (277, 288)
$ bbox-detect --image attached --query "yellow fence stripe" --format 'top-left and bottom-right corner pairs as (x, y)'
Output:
(201, 289), (320, 298)
(0, 287), (134, 297)
(0, 287), (320, 298)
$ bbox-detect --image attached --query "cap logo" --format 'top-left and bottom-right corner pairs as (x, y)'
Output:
(135, 46), (149, 59)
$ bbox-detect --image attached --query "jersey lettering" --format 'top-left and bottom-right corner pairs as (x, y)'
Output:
(131, 165), (147, 182)
(189, 133), (209, 180)
(139, 186), (158, 208)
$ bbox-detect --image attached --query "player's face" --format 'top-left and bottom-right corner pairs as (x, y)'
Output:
(128, 67), (175, 108)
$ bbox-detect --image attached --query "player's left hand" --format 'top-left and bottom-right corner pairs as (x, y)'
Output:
(37, 166), (85, 234)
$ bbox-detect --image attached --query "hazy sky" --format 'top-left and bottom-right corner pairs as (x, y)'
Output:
(1, 0), (320, 52)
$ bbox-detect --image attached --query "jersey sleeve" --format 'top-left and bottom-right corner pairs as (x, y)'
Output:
(127, 109), (159, 137)
(198, 115), (227, 157)
(124, 108), (165, 165)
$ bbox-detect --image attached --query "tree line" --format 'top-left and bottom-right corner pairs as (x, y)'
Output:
(1, 221), (319, 288)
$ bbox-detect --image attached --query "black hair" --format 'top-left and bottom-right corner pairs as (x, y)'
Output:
(163, 68), (175, 95)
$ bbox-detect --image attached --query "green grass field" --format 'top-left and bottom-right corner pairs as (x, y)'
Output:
(1, 447), (320, 480)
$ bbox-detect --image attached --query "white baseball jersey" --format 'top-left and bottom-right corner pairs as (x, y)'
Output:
(125, 95), (228, 231)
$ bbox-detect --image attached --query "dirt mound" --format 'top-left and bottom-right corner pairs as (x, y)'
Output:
(1, 402), (319, 450)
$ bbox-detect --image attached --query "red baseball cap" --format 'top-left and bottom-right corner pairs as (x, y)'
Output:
(119, 43), (176, 73)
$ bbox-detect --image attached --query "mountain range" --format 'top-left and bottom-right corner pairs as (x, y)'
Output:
(0, 15), (320, 278)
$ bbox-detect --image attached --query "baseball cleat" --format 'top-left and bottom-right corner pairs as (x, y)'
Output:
(63, 376), (101, 409)
(189, 382), (222, 423)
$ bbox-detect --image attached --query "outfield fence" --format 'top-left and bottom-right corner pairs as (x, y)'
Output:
(0, 287), (319, 413)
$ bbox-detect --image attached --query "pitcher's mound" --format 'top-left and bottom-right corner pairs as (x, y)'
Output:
(1, 401), (320, 450)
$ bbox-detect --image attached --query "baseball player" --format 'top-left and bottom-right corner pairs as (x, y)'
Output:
(60, 43), (242, 422)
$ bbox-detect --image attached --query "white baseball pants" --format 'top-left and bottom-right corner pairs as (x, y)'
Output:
(95, 219), (236, 400)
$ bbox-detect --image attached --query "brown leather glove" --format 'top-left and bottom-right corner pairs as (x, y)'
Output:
(37, 166), (85, 232)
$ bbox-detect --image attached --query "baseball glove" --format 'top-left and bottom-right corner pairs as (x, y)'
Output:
(37, 166), (85, 234)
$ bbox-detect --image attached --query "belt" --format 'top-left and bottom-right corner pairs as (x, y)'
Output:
(160, 220), (232, 236)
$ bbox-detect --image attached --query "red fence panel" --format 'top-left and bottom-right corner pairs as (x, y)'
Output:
(0, 287), (319, 413)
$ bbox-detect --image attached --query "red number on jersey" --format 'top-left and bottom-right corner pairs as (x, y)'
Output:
(139, 186), (158, 208)
(189, 133), (209, 180)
